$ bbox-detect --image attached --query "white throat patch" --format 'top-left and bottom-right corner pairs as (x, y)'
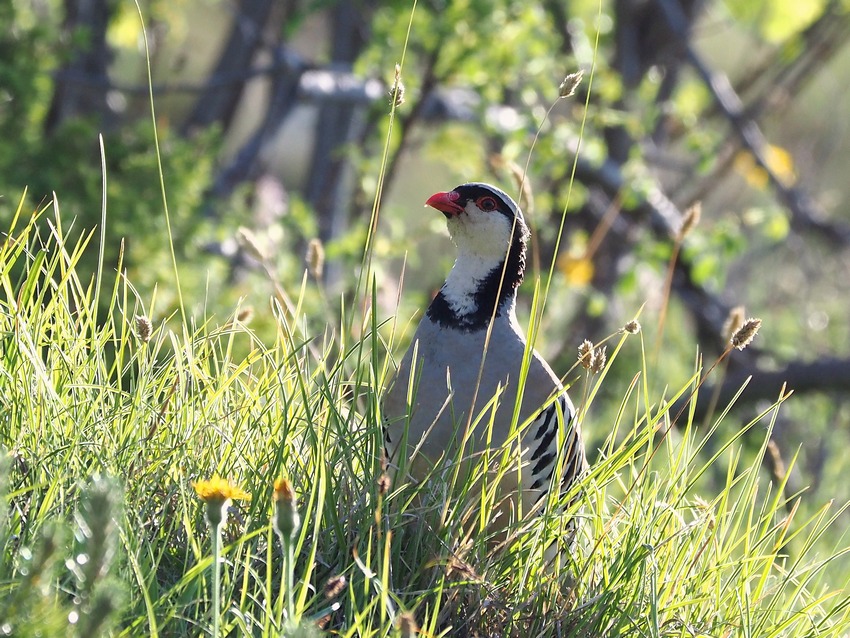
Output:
(439, 200), (516, 317)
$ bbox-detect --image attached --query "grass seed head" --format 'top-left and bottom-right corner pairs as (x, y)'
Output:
(578, 339), (594, 369)
(678, 202), (702, 241)
(324, 574), (347, 600)
(590, 345), (607, 373)
(723, 305), (746, 340)
(622, 319), (641, 334)
(559, 70), (584, 98)
(236, 227), (267, 263)
(578, 340), (606, 373)
(135, 315), (153, 343)
(377, 472), (391, 496)
(306, 238), (325, 279)
(731, 317), (762, 350)
(236, 306), (254, 325)
(389, 63), (405, 107)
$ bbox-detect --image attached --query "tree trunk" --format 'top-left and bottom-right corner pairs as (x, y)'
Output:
(44, 0), (114, 134)
(180, 0), (277, 135)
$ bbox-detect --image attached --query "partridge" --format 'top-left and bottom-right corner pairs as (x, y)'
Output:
(383, 183), (587, 518)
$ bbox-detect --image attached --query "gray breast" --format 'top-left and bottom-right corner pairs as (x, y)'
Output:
(383, 313), (562, 461)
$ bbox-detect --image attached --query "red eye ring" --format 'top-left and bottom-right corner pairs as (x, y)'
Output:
(477, 196), (497, 211)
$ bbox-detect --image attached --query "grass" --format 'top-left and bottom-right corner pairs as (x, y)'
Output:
(1, 190), (850, 637)
(2, 7), (849, 632)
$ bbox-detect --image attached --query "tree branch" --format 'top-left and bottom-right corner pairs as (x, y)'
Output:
(734, 0), (849, 121)
(202, 46), (306, 210)
(565, 137), (760, 360)
(53, 49), (305, 94)
(305, 0), (373, 247)
(653, 0), (850, 247)
(680, 356), (850, 421)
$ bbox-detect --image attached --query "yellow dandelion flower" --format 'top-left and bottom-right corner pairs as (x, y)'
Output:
(192, 475), (250, 528)
(192, 475), (252, 503)
(273, 477), (296, 501)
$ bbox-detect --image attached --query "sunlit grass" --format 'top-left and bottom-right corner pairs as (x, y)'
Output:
(1, 194), (850, 636)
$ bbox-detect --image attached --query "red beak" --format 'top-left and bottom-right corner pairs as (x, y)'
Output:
(425, 190), (464, 216)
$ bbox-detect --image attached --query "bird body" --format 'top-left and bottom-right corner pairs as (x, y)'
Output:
(383, 183), (587, 518)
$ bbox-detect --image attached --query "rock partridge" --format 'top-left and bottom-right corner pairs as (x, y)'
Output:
(383, 182), (588, 520)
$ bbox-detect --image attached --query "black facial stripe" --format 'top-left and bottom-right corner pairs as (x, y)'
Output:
(453, 184), (516, 219)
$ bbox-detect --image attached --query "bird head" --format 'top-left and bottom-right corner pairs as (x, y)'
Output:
(425, 183), (529, 262)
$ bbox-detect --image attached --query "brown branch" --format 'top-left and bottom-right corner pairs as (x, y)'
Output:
(54, 63), (385, 107)
(653, 0), (850, 247)
(736, 0), (849, 120)
(305, 1), (373, 245)
(684, 356), (850, 421)
(567, 139), (850, 427)
(202, 47), (306, 211)
(52, 51), (306, 95)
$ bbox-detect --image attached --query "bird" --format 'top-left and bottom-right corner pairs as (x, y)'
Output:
(382, 182), (588, 526)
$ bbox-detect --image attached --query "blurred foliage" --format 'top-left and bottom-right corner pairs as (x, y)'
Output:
(2, 0), (838, 326)
(726, 0), (828, 42)
(0, 0), (222, 318)
(0, 458), (125, 637)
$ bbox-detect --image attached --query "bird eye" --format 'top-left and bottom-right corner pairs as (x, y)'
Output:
(477, 196), (498, 211)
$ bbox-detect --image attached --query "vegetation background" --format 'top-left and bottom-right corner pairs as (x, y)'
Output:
(2, 0), (850, 635)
